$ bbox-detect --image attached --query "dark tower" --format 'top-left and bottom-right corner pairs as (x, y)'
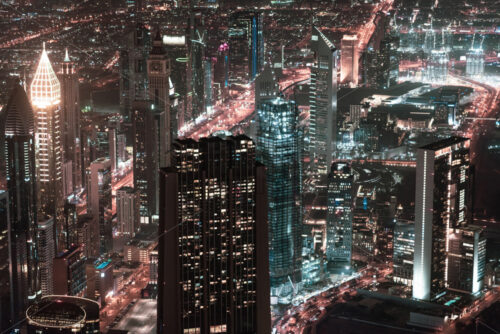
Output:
(1, 84), (40, 326)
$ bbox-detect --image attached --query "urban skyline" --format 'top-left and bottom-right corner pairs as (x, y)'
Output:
(0, 0), (499, 333)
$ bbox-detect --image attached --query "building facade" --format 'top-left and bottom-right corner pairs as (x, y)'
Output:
(59, 48), (81, 194)
(86, 158), (112, 256)
(53, 245), (87, 296)
(38, 217), (55, 296)
(116, 186), (140, 237)
(158, 136), (270, 334)
(256, 98), (302, 295)
(340, 35), (359, 86)
(2, 84), (40, 324)
(326, 162), (353, 266)
(31, 44), (65, 251)
(309, 27), (338, 176)
(413, 137), (471, 301)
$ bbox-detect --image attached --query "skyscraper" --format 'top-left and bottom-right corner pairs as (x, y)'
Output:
(116, 186), (140, 237)
(132, 100), (158, 220)
(256, 97), (302, 295)
(59, 48), (81, 193)
(120, 24), (150, 119)
(448, 225), (486, 294)
(340, 35), (359, 86)
(310, 27), (338, 176)
(31, 44), (64, 250)
(2, 84), (40, 324)
(53, 245), (87, 296)
(86, 158), (112, 256)
(326, 162), (353, 266)
(147, 30), (172, 168)
(0, 190), (12, 331)
(228, 12), (264, 85)
(189, 12), (206, 119)
(37, 217), (55, 296)
(158, 136), (270, 334)
(413, 137), (471, 301)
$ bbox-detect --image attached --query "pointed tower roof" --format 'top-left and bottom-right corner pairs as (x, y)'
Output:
(30, 43), (61, 108)
(150, 28), (166, 56)
(64, 48), (70, 62)
(3, 83), (35, 136)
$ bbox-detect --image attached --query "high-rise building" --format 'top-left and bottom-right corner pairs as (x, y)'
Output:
(86, 259), (113, 305)
(189, 13), (206, 120)
(147, 29), (172, 168)
(120, 24), (150, 119)
(310, 27), (338, 176)
(426, 50), (448, 82)
(326, 162), (353, 266)
(413, 137), (471, 301)
(116, 186), (140, 237)
(86, 158), (112, 256)
(393, 220), (414, 286)
(37, 217), (55, 296)
(255, 66), (279, 106)
(2, 84), (40, 323)
(77, 214), (98, 260)
(256, 97), (302, 295)
(0, 191), (12, 331)
(448, 225), (486, 294)
(31, 44), (64, 251)
(340, 35), (359, 86)
(228, 11), (264, 85)
(59, 48), (81, 192)
(53, 245), (87, 296)
(132, 101), (158, 220)
(466, 49), (485, 77)
(158, 136), (270, 334)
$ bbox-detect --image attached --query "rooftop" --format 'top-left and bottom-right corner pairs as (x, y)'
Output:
(420, 136), (469, 151)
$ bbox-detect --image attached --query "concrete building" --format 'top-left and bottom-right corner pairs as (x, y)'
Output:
(341, 35), (359, 86)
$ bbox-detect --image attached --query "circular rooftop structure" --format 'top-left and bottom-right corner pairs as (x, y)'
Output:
(26, 296), (100, 333)
(27, 299), (85, 330)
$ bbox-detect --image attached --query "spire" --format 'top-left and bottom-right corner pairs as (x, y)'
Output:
(150, 28), (166, 55)
(3, 83), (35, 136)
(64, 48), (70, 62)
(30, 44), (61, 108)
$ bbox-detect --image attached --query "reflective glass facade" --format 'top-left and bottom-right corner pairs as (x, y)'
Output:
(256, 98), (302, 288)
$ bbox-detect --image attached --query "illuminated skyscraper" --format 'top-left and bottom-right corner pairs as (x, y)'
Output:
(426, 50), (448, 82)
(340, 35), (359, 86)
(147, 30), (172, 168)
(120, 24), (150, 119)
(448, 225), (486, 294)
(326, 162), (353, 266)
(59, 48), (81, 193)
(31, 44), (64, 250)
(393, 220), (414, 286)
(2, 83), (40, 324)
(256, 97), (302, 295)
(413, 137), (471, 301)
(158, 136), (270, 334)
(189, 13), (206, 119)
(86, 158), (112, 256)
(228, 12), (264, 85)
(132, 101), (158, 220)
(116, 186), (140, 237)
(466, 49), (485, 77)
(37, 217), (55, 296)
(310, 27), (338, 176)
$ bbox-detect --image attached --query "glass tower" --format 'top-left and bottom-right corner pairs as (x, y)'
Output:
(256, 97), (302, 294)
(309, 26), (338, 176)
(326, 162), (353, 266)
(2, 84), (40, 324)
